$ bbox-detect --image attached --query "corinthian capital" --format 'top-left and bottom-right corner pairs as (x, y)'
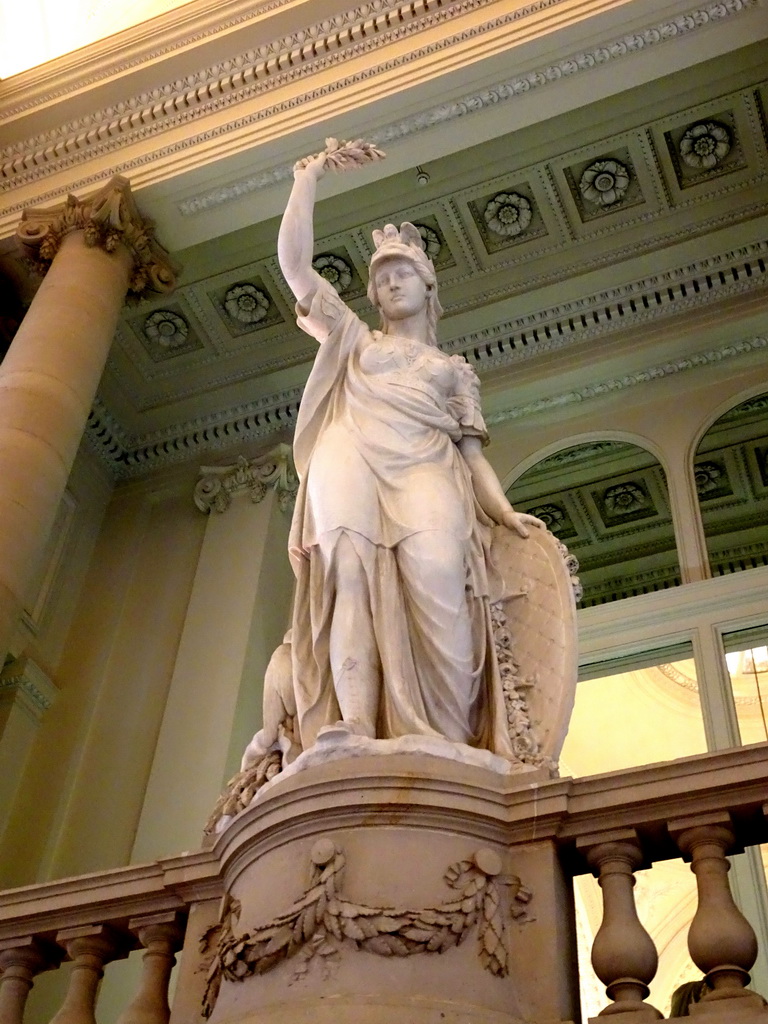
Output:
(16, 175), (176, 297)
(195, 444), (299, 515)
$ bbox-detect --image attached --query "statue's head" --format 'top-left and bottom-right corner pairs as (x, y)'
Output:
(367, 223), (443, 346)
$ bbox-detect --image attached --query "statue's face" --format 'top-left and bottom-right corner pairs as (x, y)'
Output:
(373, 258), (429, 322)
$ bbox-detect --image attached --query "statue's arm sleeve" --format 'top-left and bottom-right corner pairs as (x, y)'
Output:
(448, 356), (490, 445)
(296, 276), (363, 346)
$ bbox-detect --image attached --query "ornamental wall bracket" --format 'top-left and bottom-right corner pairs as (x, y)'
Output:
(200, 839), (533, 1017)
(194, 444), (298, 515)
(15, 175), (176, 298)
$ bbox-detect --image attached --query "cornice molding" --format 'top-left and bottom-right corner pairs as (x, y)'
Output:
(485, 335), (768, 427)
(0, 0), (472, 189)
(0, 0), (303, 118)
(0, 0), (758, 217)
(177, 0), (762, 216)
(85, 239), (768, 477)
(85, 388), (304, 473)
(450, 239), (768, 367)
(105, 235), (768, 415)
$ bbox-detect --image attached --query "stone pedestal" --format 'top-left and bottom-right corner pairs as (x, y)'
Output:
(206, 755), (578, 1024)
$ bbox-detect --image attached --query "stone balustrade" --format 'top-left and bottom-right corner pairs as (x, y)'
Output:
(0, 851), (221, 1024)
(0, 744), (765, 1024)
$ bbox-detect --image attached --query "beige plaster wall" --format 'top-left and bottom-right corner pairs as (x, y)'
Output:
(0, 462), (206, 886)
(0, 444), (115, 885)
(0, 432), (299, 889)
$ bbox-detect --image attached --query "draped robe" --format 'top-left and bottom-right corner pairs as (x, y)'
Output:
(288, 278), (515, 758)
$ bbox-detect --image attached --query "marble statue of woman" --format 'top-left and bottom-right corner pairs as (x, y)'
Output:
(272, 142), (546, 755)
(207, 142), (578, 832)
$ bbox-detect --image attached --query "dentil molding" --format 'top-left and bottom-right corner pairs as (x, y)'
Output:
(178, 0), (762, 218)
(3, 0), (548, 194)
(0, 0), (759, 223)
(88, 330), (768, 479)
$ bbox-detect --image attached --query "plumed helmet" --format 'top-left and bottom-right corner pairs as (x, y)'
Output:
(367, 223), (444, 325)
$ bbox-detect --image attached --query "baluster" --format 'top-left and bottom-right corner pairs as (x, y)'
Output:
(673, 818), (766, 1012)
(580, 835), (661, 1020)
(0, 938), (53, 1024)
(116, 914), (184, 1024)
(49, 926), (121, 1024)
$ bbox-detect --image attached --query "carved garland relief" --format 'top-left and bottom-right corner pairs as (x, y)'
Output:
(200, 839), (533, 1017)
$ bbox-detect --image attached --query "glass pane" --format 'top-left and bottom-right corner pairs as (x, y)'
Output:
(564, 653), (706, 1020)
(561, 655), (707, 777)
(506, 441), (680, 608)
(695, 393), (768, 578)
(723, 640), (768, 746)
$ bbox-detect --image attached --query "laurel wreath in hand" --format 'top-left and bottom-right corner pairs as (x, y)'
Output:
(294, 137), (386, 173)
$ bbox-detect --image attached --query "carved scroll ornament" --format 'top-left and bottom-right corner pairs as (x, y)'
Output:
(201, 839), (532, 1017)
(194, 445), (298, 514)
(16, 175), (176, 297)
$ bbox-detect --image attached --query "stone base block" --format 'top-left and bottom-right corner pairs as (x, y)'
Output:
(205, 753), (578, 1024)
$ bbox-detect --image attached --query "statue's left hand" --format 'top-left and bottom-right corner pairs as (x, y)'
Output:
(500, 509), (546, 538)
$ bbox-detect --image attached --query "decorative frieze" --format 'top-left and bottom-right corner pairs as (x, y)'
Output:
(16, 177), (175, 298)
(483, 192), (532, 237)
(679, 121), (731, 170)
(224, 283), (271, 324)
(694, 460), (732, 499)
(172, 0), (760, 218)
(312, 254), (353, 295)
(194, 445), (298, 514)
(579, 159), (631, 208)
(414, 222), (442, 259)
(565, 147), (642, 222)
(664, 109), (745, 189)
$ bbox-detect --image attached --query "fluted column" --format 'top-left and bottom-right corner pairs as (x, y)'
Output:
(580, 836), (661, 1020)
(673, 818), (766, 1013)
(116, 915), (184, 1024)
(0, 177), (174, 658)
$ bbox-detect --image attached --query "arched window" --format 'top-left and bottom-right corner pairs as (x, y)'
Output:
(694, 391), (768, 577)
(506, 440), (680, 607)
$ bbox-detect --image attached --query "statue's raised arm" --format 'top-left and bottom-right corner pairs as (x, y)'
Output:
(277, 139), (385, 307)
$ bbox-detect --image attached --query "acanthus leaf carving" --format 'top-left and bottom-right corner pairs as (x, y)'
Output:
(16, 176), (176, 298)
(194, 445), (298, 514)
